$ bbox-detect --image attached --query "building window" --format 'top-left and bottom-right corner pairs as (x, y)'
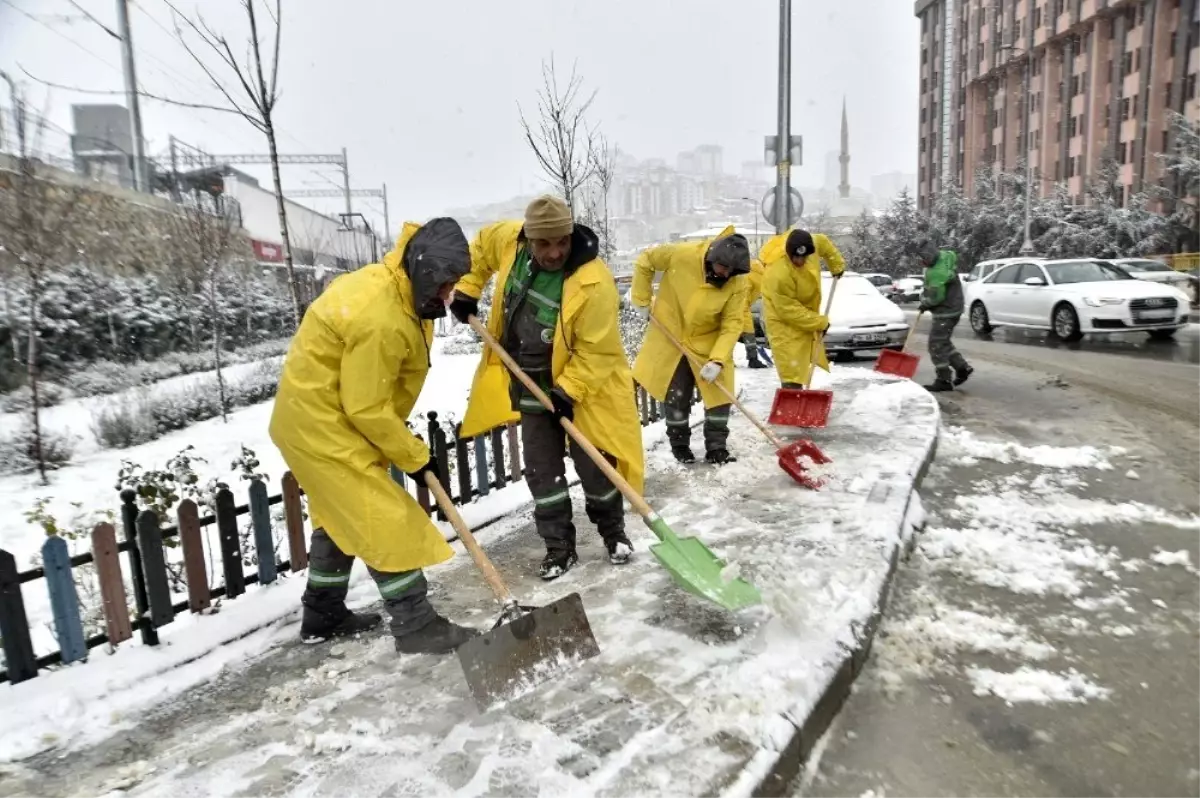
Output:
(921, 136), (927, 154)
(1033, 5), (1043, 28)
(1186, 73), (1198, 100)
(1121, 96), (1131, 120)
(1122, 51), (1133, 77)
(1131, 94), (1138, 117)
(922, 12), (928, 32)
(922, 47), (928, 65)
(921, 107), (927, 123)
(922, 77), (928, 93)
(1014, 19), (1022, 39)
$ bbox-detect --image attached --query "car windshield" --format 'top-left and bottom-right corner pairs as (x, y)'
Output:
(1044, 260), (1134, 284)
(1121, 260), (1172, 272)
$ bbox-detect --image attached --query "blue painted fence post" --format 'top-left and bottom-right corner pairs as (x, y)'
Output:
(248, 479), (277, 585)
(41, 535), (87, 665)
(474, 436), (490, 498)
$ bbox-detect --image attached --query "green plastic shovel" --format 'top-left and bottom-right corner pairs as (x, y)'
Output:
(468, 316), (761, 611)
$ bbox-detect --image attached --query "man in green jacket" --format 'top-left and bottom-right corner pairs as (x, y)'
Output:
(916, 240), (974, 392)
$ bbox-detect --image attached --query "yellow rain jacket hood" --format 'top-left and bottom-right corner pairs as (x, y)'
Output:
(268, 220), (470, 573)
(456, 221), (645, 494)
(630, 226), (749, 408)
(759, 230), (846, 385)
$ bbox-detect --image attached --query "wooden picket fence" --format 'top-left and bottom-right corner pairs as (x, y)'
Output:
(0, 385), (687, 686)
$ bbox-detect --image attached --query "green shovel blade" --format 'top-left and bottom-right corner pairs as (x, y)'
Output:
(644, 516), (762, 611)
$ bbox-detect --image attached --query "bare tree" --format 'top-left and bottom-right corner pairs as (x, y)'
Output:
(168, 0), (302, 329)
(584, 132), (617, 260)
(164, 192), (245, 421)
(0, 73), (88, 483)
(519, 57), (598, 211)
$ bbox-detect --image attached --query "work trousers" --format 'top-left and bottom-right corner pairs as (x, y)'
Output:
(928, 312), (969, 377)
(520, 411), (624, 554)
(301, 528), (435, 637)
(663, 359), (731, 454)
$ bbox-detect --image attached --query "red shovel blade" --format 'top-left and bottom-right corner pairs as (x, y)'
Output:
(768, 387), (833, 428)
(776, 439), (832, 490)
(874, 349), (921, 379)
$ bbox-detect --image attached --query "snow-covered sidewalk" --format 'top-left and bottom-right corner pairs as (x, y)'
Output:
(0, 369), (939, 797)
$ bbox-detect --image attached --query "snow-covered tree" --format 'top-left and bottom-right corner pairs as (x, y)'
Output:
(1154, 111), (1200, 252)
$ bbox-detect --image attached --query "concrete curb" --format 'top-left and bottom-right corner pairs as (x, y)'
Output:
(752, 425), (941, 797)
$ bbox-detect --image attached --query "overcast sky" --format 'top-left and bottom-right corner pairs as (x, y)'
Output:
(1, 0), (919, 233)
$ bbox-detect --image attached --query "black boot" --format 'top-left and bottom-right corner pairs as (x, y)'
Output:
(706, 449), (738, 465)
(604, 533), (634, 565)
(924, 368), (956, 392)
(748, 358), (769, 369)
(394, 615), (479, 655)
(671, 445), (697, 464)
(539, 548), (579, 580)
(300, 607), (383, 644)
(953, 364), (974, 386)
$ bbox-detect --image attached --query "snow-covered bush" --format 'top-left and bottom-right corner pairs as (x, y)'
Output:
(0, 422), (76, 476)
(440, 323), (483, 356)
(617, 299), (648, 365)
(90, 395), (160, 448)
(0, 381), (68, 413)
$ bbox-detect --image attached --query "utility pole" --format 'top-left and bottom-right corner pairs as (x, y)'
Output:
(341, 146), (352, 219)
(1020, 56), (1034, 254)
(381, 182), (390, 245)
(115, 0), (148, 192)
(774, 0), (792, 235)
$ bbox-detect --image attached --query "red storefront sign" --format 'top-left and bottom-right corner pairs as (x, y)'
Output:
(252, 239), (284, 262)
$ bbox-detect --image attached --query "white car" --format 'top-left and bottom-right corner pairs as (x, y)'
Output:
(1112, 258), (1198, 297)
(821, 272), (911, 358)
(967, 258), (1192, 341)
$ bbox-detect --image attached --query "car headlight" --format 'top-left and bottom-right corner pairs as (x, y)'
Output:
(1082, 297), (1125, 307)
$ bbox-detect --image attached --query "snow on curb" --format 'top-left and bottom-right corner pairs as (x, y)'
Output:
(732, 373), (940, 797)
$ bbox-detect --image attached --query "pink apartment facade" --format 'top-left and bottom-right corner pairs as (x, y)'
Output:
(915, 0), (1199, 211)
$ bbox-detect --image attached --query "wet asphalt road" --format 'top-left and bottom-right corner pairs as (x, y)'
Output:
(797, 315), (1200, 797)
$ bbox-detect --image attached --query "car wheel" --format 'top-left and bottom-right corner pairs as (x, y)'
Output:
(969, 301), (993, 335)
(1148, 327), (1179, 341)
(1052, 303), (1083, 342)
(833, 351), (855, 362)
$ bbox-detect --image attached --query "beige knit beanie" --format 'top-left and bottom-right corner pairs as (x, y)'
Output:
(523, 195), (574, 240)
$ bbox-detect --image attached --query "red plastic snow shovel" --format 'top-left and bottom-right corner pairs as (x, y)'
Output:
(874, 311), (924, 378)
(649, 315), (831, 489)
(422, 470), (601, 710)
(767, 275), (841, 429)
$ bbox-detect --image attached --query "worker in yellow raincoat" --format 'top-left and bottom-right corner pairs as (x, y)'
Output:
(449, 196), (645, 581)
(760, 228), (846, 387)
(269, 218), (480, 655)
(630, 227), (751, 465)
(741, 258), (769, 369)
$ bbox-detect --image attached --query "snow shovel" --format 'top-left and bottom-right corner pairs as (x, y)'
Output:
(650, 315), (830, 489)
(468, 315), (761, 612)
(767, 275), (841, 429)
(421, 471), (601, 709)
(874, 311), (924, 378)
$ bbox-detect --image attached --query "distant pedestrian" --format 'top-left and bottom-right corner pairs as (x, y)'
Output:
(916, 240), (974, 392)
(741, 258), (769, 369)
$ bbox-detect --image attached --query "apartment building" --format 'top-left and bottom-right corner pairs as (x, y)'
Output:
(915, 0), (1199, 210)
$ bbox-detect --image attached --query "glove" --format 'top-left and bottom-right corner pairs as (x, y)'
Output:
(449, 292), (479, 325)
(699, 361), (722, 382)
(405, 454), (441, 486)
(917, 302), (931, 313)
(818, 315), (831, 333)
(631, 304), (650, 321)
(549, 388), (575, 423)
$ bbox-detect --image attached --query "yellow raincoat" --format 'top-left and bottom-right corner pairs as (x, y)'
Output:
(631, 227), (748, 408)
(759, 231), (846, 385)
(269, 223), (453, 574)
(742, 258), (766, 335)
(457, 221), (645, 494)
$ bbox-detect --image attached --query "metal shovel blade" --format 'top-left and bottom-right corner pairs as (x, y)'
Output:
(456, 592), (600, 710)
(645, 517), (761, 611)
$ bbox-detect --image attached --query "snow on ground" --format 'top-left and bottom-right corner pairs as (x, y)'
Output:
(0, 368), (939, 798)
(968, 666), (1111, 704)
(862, 425), (1200, 712)
(943, 425), (1124, 470)
(0, 357), (281, 455)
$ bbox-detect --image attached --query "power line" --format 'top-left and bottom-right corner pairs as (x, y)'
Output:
(0, 0), (124, 74)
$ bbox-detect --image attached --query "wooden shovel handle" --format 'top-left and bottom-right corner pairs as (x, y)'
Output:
(468, 315), (657, 520)
(804, 273), (842, 385)
(647, 314), (786, 450)
(422, 470), (514, 604)
(902, 310), (924, 351)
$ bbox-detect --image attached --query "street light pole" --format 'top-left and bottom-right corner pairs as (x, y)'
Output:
(774, 0), (792, 235)
(115, 0), (147, 192)
(1021, 56), (1034, 255)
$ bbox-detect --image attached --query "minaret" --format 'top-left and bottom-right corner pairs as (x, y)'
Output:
(839, 97), (851, 200)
